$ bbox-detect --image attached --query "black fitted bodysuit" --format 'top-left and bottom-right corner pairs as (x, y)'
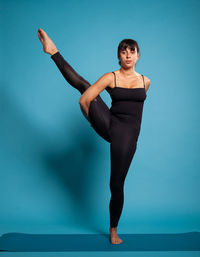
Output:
(51, 51), (147, 228)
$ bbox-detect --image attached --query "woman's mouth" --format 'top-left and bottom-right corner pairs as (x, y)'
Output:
(126, 61), (132, 64)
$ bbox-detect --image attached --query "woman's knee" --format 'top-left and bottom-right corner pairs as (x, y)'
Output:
(110, 178), (124, 194)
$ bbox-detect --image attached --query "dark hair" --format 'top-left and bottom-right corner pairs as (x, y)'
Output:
(117, 39), (140, 66)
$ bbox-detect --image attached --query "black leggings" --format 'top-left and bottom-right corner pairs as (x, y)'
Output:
(51, 51), (133, 228)
(51, 52), (111, 143)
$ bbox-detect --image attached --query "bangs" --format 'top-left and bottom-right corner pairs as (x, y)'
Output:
(120, 44), (136, 52)
(118, 39), (137, 53)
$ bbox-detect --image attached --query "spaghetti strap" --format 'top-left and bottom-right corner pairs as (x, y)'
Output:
(141, 74), (145, 89)
(112, 71), (117, 88)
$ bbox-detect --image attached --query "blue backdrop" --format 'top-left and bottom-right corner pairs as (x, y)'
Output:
(0, 0), (199, 237)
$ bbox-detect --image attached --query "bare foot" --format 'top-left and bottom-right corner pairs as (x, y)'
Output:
(109, 227), (123, 244)
(37, 28), (58, 55)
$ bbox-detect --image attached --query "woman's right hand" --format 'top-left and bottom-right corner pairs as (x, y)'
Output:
(37, 28), (58, 55)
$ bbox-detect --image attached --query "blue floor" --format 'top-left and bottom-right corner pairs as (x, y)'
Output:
(0, 252), (200, 257)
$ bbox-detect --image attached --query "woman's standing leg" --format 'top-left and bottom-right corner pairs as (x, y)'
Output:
(109, 141), (137, 228)
(109, 120), (138, 237)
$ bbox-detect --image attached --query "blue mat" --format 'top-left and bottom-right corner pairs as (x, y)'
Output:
(0, 232), (199, 252)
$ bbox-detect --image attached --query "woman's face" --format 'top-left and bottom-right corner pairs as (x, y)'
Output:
(119, 46), (139, 68)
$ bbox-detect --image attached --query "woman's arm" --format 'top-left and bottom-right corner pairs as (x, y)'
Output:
(79, 72), (112, 116)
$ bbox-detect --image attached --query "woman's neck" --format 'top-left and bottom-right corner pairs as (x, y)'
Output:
(119, 66), (138, 77)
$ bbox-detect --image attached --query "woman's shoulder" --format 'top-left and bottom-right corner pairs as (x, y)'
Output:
(140, 74), (151, 92)
(102, 71), (116, 91)
(134, 71), (150, 83)
(142, 74), (151, 87)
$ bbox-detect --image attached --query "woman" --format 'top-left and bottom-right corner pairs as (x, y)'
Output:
(38, 28), (150, 244)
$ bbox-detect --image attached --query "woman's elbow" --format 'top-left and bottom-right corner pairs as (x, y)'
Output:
(79, 95), (85, 105)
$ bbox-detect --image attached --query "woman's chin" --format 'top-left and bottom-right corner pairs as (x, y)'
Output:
(122, 63), (133, 68)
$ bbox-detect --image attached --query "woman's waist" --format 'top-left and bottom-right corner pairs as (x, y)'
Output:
(110, 114), (143, 126)
(110, 101), (144, 116)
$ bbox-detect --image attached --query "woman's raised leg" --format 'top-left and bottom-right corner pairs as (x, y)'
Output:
(38, 28), (111, 143)
(51, 51), (111, 143)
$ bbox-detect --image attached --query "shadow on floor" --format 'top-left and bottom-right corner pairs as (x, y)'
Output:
(0, 232), (199, 252)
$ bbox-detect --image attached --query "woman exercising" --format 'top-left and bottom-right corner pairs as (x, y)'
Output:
(38, 28), (150, 244)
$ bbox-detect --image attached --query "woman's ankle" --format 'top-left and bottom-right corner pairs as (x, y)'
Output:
(50, 49), (58, 56)
(110, 226), (117, 232)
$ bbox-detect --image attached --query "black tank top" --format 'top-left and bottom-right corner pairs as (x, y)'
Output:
(109, 71), (147, 130)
